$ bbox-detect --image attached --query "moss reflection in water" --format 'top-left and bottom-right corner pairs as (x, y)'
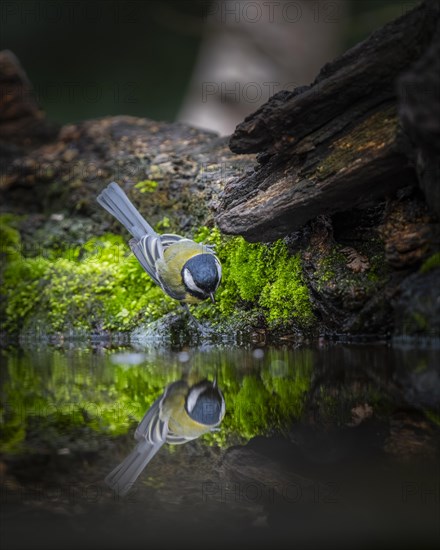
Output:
(0, 348), (313, 454)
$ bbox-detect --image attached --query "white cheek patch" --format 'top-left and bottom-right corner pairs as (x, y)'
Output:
(215, 259), (222, 289)
(186, 386), (206, 413)
(183, 267), (203, 294)
(219, 390), (225, 420)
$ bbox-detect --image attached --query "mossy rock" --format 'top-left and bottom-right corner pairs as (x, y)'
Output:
(0, 216), (315, 340)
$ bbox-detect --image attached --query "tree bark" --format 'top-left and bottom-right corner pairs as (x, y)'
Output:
(215, 1), (440, 242)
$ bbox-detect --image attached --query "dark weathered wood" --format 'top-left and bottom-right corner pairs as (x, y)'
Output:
(215, 1), (440, 242)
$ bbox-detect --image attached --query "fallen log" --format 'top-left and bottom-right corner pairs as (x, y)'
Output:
(215, 1), (440, 242)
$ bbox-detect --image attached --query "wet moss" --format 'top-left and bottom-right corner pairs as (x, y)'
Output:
(193, 227), (314, 328)
(1, 219), (314, 336)
(1, 232), (175, 334)
(134, 179), (158, 193)
(0, 214), (22, 260)
(313, 243), (389, 302)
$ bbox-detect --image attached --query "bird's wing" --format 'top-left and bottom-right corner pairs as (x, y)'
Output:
(129, 234), (194, 287)
(129, 236), (163, 286)
(105, 394), (169, 497)
(160, 234), (192, 248)
(135, 393), (169, 443)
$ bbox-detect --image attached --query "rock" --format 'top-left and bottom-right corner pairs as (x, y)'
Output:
(0, 113), (254, 237)
(398, 1), (440, 217)
(297, 214), (397, 336)
(393, 268), (440, 337)
(0, 51), (254, 229)
(384, 411), (438, 460)
(379, 191), (440, 269)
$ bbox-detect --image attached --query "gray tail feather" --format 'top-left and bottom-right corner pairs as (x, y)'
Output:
(97, 182), (156, 240)
(105, 439), (163, 497)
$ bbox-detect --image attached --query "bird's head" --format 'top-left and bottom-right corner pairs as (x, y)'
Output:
(181, 254), (222, 303)
(185, 379), (225, 426)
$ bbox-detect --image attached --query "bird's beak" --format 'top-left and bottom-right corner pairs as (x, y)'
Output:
(213, 376), (217, 388)
(209, 292), (216, 304)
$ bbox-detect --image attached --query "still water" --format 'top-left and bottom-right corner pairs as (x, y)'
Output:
(1, 341), (439, 549)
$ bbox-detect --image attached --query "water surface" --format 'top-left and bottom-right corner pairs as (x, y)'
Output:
(1, 341), (439, 549)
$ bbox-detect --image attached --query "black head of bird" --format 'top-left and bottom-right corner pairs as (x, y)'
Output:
(185, 379), (224, 424)
(182, 254), (221, 303)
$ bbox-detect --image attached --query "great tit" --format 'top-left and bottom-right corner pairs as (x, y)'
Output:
(105, 379), (225, 496)
(97, 182), (222, 305)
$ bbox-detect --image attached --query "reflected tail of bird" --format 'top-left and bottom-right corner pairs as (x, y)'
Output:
(97, 181), (156, 240)
(105, 439), (163, 497)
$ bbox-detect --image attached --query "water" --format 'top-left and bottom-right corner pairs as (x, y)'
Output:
(1, 341), (439, 549)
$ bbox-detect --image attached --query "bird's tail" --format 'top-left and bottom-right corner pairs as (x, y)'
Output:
(105, 439), (163, 497)
(97, 181), (156, 240)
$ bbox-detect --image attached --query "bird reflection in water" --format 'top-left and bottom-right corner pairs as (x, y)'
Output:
(105, 378), (225, 496)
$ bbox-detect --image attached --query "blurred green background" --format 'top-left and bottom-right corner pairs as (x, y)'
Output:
(0, 0), (419, 126)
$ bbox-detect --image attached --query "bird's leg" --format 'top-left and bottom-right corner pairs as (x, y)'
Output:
(181, 303), (203, 333)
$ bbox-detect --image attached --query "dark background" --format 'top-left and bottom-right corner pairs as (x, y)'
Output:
(0, 1), (419, 128)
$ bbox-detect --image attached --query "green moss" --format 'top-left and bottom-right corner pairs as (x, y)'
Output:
(411, 312), (428, 332)
(194, 228), (314, 327)
(134, 179), (158, 193)
(424, 409), (440, 427)
(1, 218), (314, 335)
(1, 232), (175, 334)
(0, 214), (22, 261)
(420, 252), (440, 274)
(314, 249), (345, 292)
(154, 216), (171, 232)
(314, 243), (388, 299)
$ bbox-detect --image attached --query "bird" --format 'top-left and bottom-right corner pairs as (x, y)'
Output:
(96, 182), (222, 307)
(105, 378), (225, 496)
